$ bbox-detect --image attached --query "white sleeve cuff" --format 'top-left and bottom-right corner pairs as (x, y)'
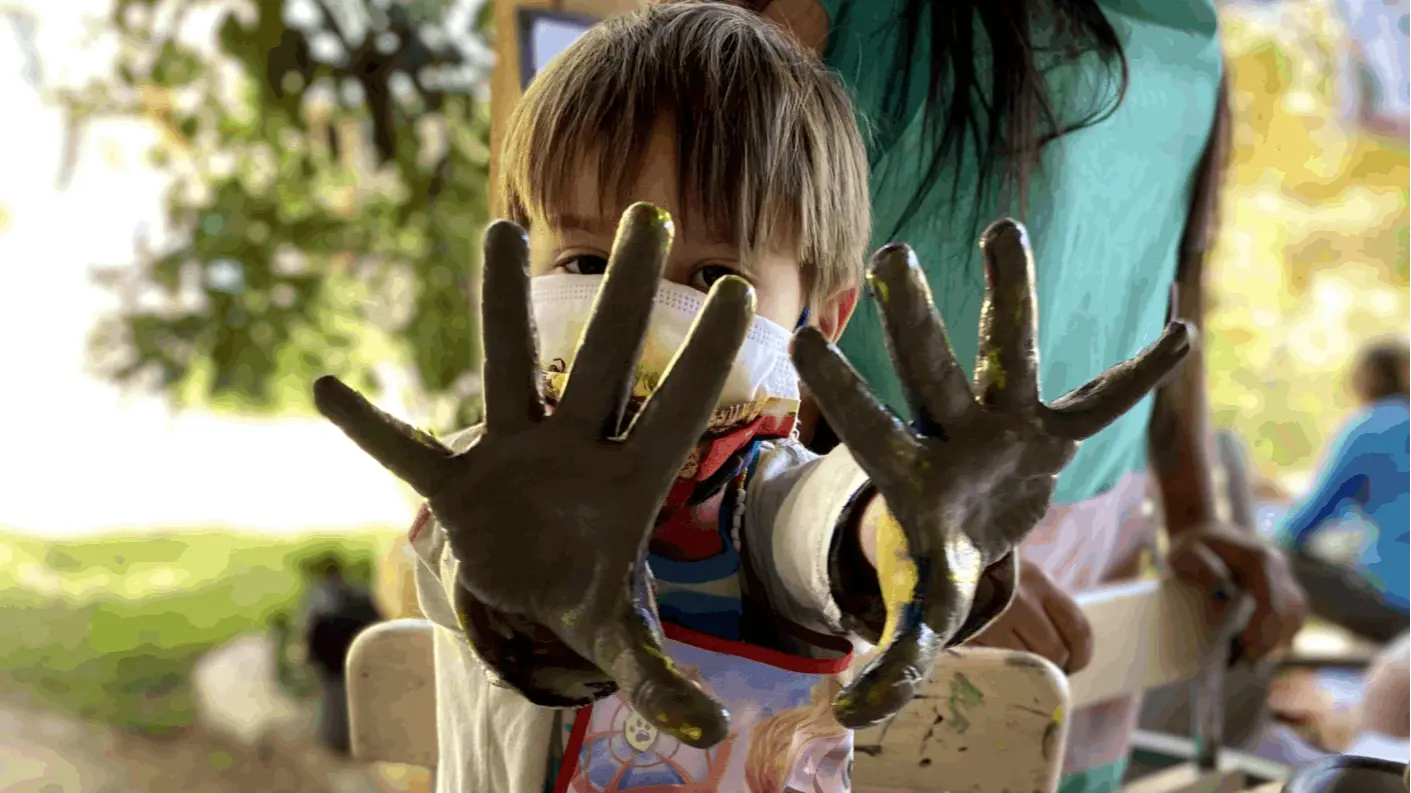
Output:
(744, 442), (871, 635)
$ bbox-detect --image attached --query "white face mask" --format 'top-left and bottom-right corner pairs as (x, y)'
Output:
(530, 273), (800, 409)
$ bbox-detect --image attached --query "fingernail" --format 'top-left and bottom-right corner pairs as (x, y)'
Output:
(865, 270), (891, 304)
(485, 218), (530, 246)
(866, 245), (917, 302)
(615, 202), (674, 248)
(871, 242), (914, 266)
(1168, 321), (1194, 353)
(1228, 637), (1245, 668)
(980, 218), (1026, 248)
(622, 201), (671, 228)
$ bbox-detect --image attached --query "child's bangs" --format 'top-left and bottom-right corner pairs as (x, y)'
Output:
(504, 6), (813, 258)
(499, 1), (870, 306)
(512, 99), (801, 269)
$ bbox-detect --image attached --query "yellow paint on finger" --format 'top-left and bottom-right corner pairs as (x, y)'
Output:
(875, 508), (919, 648)
(617, 202), (675, 242)
(867, 272), (891, 304)
(983, 348), (1007, 389)
(639, 640), (675, 668)
(666, 721), (703, 744)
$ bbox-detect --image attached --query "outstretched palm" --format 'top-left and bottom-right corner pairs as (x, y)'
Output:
(793, 219), (1193, 728)
(313, 204), (754, 749)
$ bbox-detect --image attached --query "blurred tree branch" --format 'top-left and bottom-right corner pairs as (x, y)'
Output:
(59, 0), (494, 430)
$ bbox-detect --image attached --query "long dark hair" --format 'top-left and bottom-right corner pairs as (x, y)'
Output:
(841, 0), (1129, 235)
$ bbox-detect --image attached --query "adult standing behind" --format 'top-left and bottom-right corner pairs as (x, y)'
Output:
(301, 555), (384, 756)
(719, 1), (1308, 791)
(1278, 338), (1410, 643)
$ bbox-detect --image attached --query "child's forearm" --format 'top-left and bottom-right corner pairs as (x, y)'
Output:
(827, 491), (888, 642)
(834, 493), (1015, 649)
(853, 494), (884, 569)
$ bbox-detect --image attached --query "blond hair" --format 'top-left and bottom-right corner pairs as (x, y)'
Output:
(499, 0), (870, 308)
(744, 676), (848, 792)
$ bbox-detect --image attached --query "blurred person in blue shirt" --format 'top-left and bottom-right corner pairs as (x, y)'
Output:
(1279, 337), (1410, 643)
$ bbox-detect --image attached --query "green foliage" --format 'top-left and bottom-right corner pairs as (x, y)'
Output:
(67, 0), (492, 430)
(0, 529), (391, 733)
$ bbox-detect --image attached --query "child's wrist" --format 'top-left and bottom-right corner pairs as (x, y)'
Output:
(828, 486), (886, 642)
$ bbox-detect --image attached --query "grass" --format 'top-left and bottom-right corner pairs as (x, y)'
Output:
(0, 528), (397, 734)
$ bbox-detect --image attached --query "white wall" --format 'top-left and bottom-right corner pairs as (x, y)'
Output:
(0, 1), (415, 536)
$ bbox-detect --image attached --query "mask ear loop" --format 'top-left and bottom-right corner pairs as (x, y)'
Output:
(790, 307), (811, 443)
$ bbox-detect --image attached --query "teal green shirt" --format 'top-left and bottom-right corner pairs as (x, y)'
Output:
(821, 0), (1223, 506)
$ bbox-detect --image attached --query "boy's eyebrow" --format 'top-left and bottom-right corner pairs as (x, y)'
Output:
(551, 213), (614, 235)
(553, 211), (735, 248)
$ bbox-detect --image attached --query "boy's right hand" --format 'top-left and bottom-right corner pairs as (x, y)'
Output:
(312, 203), (754, 750)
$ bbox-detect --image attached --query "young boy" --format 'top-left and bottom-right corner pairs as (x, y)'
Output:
(406, 3), (1017, 791)
(304, 2), (1196, 788)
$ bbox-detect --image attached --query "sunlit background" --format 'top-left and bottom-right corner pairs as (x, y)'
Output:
(0, 0), (1404, 789)
(1211, 0), (1408, 491)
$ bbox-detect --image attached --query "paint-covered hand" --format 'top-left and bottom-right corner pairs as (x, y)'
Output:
(792, 218), (1193, 728)
(312, 203), (753, 749)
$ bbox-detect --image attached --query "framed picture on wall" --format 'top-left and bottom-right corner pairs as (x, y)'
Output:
(516, 8), (599, 89)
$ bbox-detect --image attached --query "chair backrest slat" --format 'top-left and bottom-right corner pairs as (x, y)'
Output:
(851, 646), (1071, 792)
(346, 619), (438, 769)
(856, 578), (1248, 791)
(1068, 578), (1242, 709)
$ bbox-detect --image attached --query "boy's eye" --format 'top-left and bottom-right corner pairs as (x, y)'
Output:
(689, 264), (741, 292)
(558, 254), (609, 275)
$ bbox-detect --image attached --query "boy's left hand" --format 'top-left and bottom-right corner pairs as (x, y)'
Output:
(792, 219), (1193, 727)
(1167, 523), (1307, 662)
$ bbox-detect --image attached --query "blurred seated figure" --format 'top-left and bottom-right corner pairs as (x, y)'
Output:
(301, 553), (383, 756)
(1359, 632), (1410, 740)
(1280, 634), (1411, 792)
(1277, 337), (1410, 644)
